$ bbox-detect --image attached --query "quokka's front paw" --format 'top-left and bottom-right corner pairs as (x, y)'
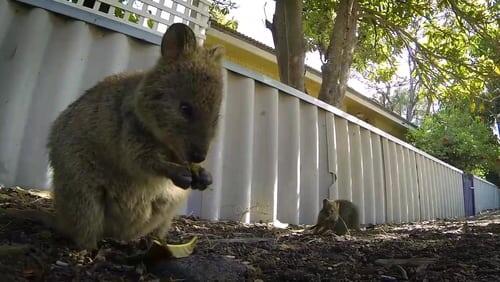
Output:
(189, 164), (212, 191)
(169, 166), (192, 189)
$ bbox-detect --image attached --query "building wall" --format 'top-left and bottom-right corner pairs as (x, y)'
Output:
(1, 1), (497, 226)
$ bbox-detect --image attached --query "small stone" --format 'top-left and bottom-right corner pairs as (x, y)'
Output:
(224, 255), (235, 259)
(0, 194), (12, 200)
(242, 261), (250, 265)
(380, 275), (398, 281)
(55, 260), (69, 267)
(94, 248), (109, 261)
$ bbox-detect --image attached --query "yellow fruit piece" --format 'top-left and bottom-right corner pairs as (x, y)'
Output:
(165, 236), (198, 258)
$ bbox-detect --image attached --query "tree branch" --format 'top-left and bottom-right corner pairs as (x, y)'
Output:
(360, 8), (491, 81)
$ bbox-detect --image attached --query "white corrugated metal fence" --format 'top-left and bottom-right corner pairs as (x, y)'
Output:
(473, 177), (499, 214)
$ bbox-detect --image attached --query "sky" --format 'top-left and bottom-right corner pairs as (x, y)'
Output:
(226, 0), (375, 96)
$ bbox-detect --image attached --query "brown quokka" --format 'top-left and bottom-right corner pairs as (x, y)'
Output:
(47, 23), (224, 249)
(310, 199), (360, 235)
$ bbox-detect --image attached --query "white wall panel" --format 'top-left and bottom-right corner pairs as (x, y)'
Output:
(249, 83), (279, 223)
(317, 112), (335, 206)
(459, 172), (464, 216)
(0, 7), (52, 187)
(390, 141), (402, 223)
(325, 113), (338, 200)
(428, 159), (438, 219)
(407, 150), (419, 222)
(436, 162), (444, 218)
(277, 95), (300, 224)
(445, 168), (452, 217)
(447, 171), (454, 217)
(415, 154), (427, 220)
(197, 69), (229, 220)
(349, 123), (365, 224)
(447, 170), (454, 217)
(424, 157), (433, 219)
(299, 104), (319, 224)
(371, 133), (385, 224)
(335, 118), (352, 201)
(218, 73), (254, 222)
(382, 138), (394, 223)
(436, 162), (443, 217)
(474, 177), (499, 214)
(361, 128), (375, 224)
(458, 172), (465, 216)
(441, 167), (447, 217)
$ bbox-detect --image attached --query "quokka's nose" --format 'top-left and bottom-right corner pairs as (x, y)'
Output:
(189, 150), (206, 163)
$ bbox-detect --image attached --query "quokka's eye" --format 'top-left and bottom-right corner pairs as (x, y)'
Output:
(179, 102), (193, 119)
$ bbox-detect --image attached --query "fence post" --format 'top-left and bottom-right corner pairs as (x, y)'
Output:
(461, 173), (475, 216)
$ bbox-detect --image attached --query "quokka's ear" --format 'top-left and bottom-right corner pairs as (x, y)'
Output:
(208, 45), (225, 62)
(322, 198), (331, 208)
(161, 23), (197, 60)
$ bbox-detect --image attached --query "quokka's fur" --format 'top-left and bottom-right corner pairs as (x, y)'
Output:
(47, 23), (224, 249)
(311, 199), (361, 235)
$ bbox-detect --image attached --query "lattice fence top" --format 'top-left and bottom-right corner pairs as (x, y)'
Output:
(57, 0), (211, 42)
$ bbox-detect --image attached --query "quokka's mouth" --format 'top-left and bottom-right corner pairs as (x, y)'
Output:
(163, 143), (189, 166)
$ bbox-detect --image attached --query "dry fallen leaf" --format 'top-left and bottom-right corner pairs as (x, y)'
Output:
(22, 268), (35, 278)
(0, 243), (30, 258)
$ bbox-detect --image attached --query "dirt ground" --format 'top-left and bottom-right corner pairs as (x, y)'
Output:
(0, 186), (499, 281)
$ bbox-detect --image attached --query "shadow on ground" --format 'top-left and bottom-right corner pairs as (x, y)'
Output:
(0, 186), (499, 281)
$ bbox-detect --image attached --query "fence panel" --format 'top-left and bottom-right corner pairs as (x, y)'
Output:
(249, 83), (279, 223)
(473, 177), (499, 214)
(277, 95), (301, 224)
(349, 123), (365, 224)
(299, 103), (320, 224)
(361, 128), (375, 224)
(371, 134), (386, 224)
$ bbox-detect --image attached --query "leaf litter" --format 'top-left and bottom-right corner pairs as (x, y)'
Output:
(0, 186), (499, 281)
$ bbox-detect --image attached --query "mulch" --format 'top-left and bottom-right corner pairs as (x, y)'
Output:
(0, 185), (499, 281)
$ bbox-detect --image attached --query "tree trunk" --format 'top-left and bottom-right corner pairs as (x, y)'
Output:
(405, 45), (419, 122)
(425, 96), (433, 115)
(318, 0), (360, 108)
(384, 84), (392, 110)
(266, 0), (305, 92)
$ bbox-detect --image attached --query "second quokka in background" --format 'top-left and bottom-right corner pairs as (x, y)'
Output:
(47, 23), (225, 249)
(311, 199), (361, 235)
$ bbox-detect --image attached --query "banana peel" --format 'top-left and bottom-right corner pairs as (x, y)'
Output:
(163, 236), (198, 258)
(127, 236), (198, 266)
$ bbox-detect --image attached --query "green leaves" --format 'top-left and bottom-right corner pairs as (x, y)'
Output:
(407, 104), (500, 176)
(209, 0), (239, 30)
(303, 0), (497, 111)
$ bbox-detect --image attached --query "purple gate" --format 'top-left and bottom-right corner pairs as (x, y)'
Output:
(462, 173), (475, 216)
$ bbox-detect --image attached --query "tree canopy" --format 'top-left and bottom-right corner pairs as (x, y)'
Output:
(209, 0), (239, 30)
(303, 0), (498, 109)
(407, 103), (500, 177)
